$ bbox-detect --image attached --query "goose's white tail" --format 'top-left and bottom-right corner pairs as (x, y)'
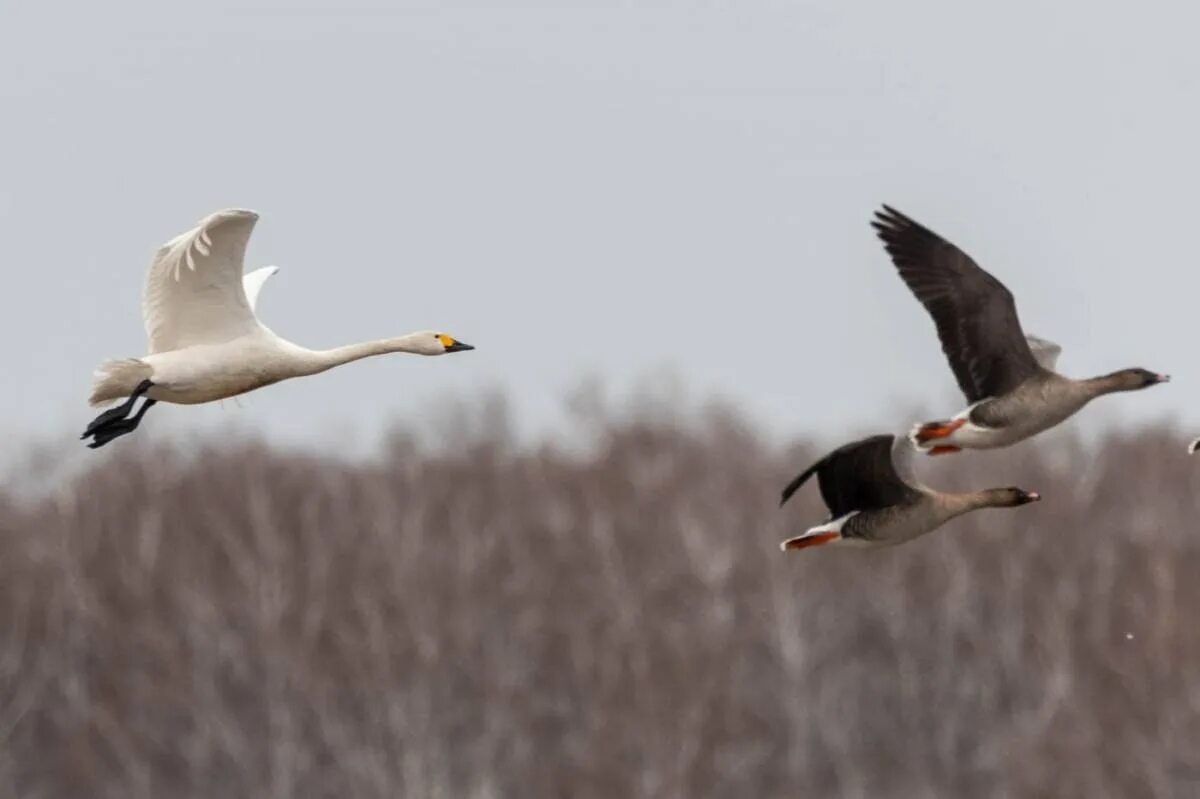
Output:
(1189, 438), (1200, 455)
(780, 511), (859, 552)
(89, 359), (152, 407)
(908, 417), (967, 456)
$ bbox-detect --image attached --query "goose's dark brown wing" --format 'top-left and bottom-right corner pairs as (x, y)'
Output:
(780, 434), (920, 517)
(872, 205), (1044, 403)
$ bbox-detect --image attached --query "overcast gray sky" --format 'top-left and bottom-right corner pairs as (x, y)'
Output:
(2, 0), (1194, 456)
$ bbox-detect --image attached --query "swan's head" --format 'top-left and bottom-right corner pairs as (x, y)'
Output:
(410, 331), (475, 356)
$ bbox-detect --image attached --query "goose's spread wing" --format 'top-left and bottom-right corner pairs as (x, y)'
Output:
(242, 265), (280, 312)
(887, 431), (924, 490)
(873, 205), (1043, 402)
(781, 434), (920, 517)
(1025, 334), (1062, 371)
(143, 209), (261, 353)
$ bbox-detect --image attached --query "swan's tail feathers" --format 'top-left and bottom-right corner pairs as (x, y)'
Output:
(1189, 438), (1200, 455)
(89, 359), (153, 407)
(780, 530), (840, 551)
(908, 418), (966, 453)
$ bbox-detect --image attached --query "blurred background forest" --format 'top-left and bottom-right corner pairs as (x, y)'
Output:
(0, 395), (1197, 799)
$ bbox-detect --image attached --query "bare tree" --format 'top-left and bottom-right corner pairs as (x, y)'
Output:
(0, 404), (1197, 798)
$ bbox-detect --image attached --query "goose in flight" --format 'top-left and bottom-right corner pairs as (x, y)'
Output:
(779, 434), (1040, 551)
(872, 205), (1169, 455)
(81, 209), (474, 449)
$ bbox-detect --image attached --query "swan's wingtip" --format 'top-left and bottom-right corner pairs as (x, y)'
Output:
(1188, 438), (1200, 455)
(206, 208), (260, 225)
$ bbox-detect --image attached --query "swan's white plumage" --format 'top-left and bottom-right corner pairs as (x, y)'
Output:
(143, 209), (261, 353)
(242, 265), (280, 311)
(88, 208), (473, 411)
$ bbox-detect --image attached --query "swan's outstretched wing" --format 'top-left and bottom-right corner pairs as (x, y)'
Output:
(242, 265), (280, 312)
(873, 205), (1044, 402)
(1025, 334), (1062, 371)
(143, 209), (262, 353)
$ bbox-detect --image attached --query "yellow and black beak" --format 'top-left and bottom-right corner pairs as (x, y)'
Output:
(437, 334), (475, 353)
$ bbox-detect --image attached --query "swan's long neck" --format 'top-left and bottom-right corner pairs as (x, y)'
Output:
(302, 333), (429, 374)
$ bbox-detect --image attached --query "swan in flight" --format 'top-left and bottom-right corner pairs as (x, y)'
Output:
(82, 209), (474, 449)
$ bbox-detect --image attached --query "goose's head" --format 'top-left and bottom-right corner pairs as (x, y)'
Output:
(990, 487), (1042, 507)
(1111, 368), (1170, 391)
(410, 331), (475, 356)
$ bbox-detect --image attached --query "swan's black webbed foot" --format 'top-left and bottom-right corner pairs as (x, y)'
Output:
(86, 400), (157, 448)
(81, 380), (156, 449)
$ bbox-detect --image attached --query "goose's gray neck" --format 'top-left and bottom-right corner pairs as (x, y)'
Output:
(1078, 371), (1139, 398)
(938, 489), (1013, 517)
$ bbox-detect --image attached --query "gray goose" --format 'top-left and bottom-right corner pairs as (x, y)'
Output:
(872, 205), (1169, 455)
(779, 434), (1040, 551)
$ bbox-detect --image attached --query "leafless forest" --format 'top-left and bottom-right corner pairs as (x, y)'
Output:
(1, 398), (1198, 798)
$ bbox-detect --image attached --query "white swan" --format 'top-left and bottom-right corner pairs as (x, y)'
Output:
(81, 209), (474, 448)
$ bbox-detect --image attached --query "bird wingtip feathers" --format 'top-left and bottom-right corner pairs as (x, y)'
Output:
(779, 459), (821, 507)
(208, 208), (260, 224)
(871, 204), (922, 237)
